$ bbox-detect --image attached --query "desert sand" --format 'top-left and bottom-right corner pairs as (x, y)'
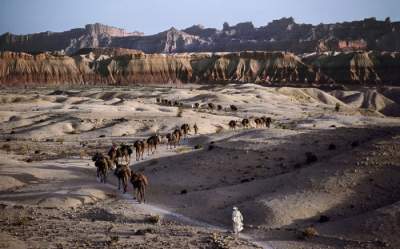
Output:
(1, 83), (400, 249)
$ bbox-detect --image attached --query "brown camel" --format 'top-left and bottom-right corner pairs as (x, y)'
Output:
(92, 152), (111, 183)
(130, 171), (148, 203)
(133, 140), (145, 161)
(229, 120), (237, 130)
(166, 133), (176, 149)
(114, 162), (131, 193)
(173, 128), (182, 145)
(254, 118), (263, 128)
(181, 124), (191, 139)
(208, 103), (215, 111)
(117, 144), (133, 165)
(242, 118), (250, 129)
(261, 117), (272, 128)
(147, 135), (161, 155)
(193, 123), (199, 134)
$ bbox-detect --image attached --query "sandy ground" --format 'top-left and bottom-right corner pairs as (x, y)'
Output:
(0, 84), (400, 249)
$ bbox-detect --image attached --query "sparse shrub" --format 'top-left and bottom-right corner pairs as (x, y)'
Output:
(109, 235), (119, 244)
(13, 216), (31, 226)
(134, 228), (155, 235)
(328, 144), (336, 150)
(34, 150), (41, 154)
(301, 227), (319, 239)
(56, 138), (64, 144)
(217, 105), (223, 111)
(318, 215), (330, 223)
(99, 135), (106, 138)
(351, 141), (360, 148)
(335, 103), (341, 112)
(180, 189), (188, 195)
(177, 107), (183, 118)
(147, 215), (160, 225)
(2, 144), (11, 153)
(305, 152), (318, 164)
(194, 144), (203, 150)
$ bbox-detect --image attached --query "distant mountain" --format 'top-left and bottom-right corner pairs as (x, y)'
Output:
(1, 17), (400, 54)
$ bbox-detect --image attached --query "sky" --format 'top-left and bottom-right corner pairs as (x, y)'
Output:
(0, 0), (399, 35)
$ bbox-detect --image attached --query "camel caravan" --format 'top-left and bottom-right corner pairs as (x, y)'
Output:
(229, 116), (272, 130)
(91, 122), (195, 203)
(91, 97), (272, 203)
(156, 97), (239, 113)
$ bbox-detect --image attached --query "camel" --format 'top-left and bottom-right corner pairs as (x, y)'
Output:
(242, 118), (250, 129)
(133, 140), (145, 161)
(166, 132), (178, 149)
(181, 124), (191, 139)
(217, 105), (223, 111)
(173, 129), (183, 145)
(230, 105), (238, 112)
(114, 162), (131, 193)
(117, 144), (133, 165)
(156, 98), (161, 103)
(194, 103), (200, 109)
(261, 117), (272, 128)
(92, 152), (111, 183)
(193, 123), (199, 134)
(130, 171), (148, 203)
(167, 100), (173, 106)
(229, 120), (237, 130)
(147, 135), (161, 155)
(208, 103), (215, 111)
(254, 118), (263, 128)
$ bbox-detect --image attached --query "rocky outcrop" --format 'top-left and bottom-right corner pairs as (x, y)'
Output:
(0, 23), (143, 55)
(304, 51), (400, 84)
(0, 50), (327, 85)
(1, 18), (400, 55)
(1, 49), (399, 86)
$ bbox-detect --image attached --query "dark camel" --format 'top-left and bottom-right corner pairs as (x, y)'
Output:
(133, 140), (145, 161)
(193, 123), (199, 134)
(181, 124), (191, 139)
(114, 162), (131, 193)
(166, 132), (178, 149)
(242, 118), (250, 129)
(254, 118), (263, 128)
(92, 152), (111, 183)
(130, 171), (148, 203)
(208, 103), (215, 111)
(147, 135), (161, 155)
(229, 120), (237, 130)
(261, 117), (272, 128)
(230, 105), (238, 111)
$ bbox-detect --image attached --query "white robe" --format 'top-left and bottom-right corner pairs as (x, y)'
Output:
(232, 209), (244, 234)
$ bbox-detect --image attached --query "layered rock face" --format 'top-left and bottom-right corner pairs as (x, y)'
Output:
(303, 51), (400, 85)
(1, 18), (400, 55)
(0, 49), (326, 85)
(1, 49), (399, 86)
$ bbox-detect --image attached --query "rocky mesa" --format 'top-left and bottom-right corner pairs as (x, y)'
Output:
(1, 17), (400, 55)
